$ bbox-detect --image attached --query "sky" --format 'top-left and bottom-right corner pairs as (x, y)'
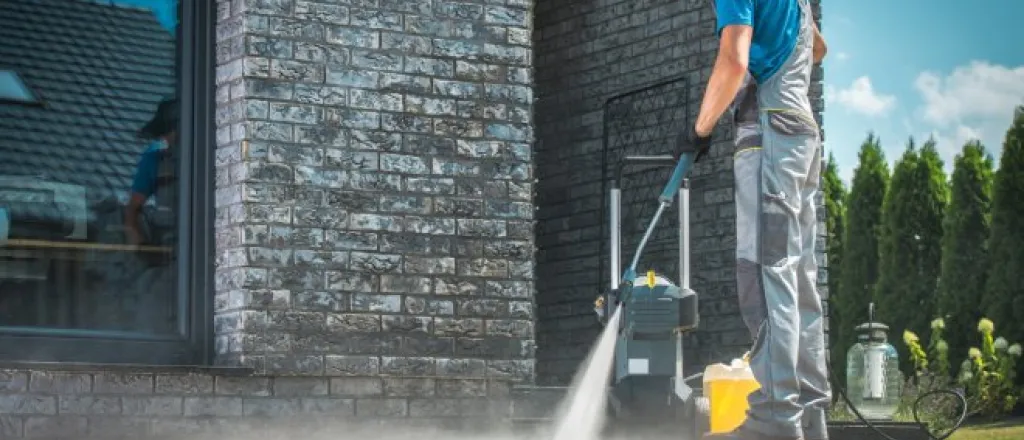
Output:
(112, 0), (178, 30)
(822, 0), (1024, 185)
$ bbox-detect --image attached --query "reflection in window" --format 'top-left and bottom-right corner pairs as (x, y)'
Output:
(0, 70), (38, 104)
(0, 0), (182, 335)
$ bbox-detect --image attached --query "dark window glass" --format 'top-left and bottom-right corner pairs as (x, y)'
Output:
(0, 0), (184, 337)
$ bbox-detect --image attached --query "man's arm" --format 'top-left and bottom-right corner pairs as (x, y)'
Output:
(812, 23), (827, 64)
(125, 152), (156, 245)
(694, 24), (752, 137)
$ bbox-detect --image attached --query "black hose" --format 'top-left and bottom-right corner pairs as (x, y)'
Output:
(825, 356), (968, 440)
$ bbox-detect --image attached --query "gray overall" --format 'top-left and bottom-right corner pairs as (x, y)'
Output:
(730, 0), (830, 437)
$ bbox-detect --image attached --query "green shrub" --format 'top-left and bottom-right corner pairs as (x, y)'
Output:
(956, 318), (1022, 420)
(899, 319), (961, 433)
(902, 317), (1023, 422)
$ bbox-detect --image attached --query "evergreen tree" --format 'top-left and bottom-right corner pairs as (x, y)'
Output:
(834, 134), (888, 378)
(937, 141), (993, 369)
(874, 138), (949, 374)
(822, 152), (847, 370)
(985, 106), (1024, 349)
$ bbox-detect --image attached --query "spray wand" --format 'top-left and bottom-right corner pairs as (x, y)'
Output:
(607, 152), (696, 311)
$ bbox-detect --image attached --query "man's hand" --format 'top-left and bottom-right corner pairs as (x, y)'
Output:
(677, 124), (713, 162)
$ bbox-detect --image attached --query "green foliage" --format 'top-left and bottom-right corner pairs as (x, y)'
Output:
(901, 317), (1021, 428)
(956, 318), (1023, 420)
(985, 106), (1024, 361)
(822, 151), (848, 377)
(834, 134), (888, 382)
(938, 141), (994, 370)
(899, 321), (961, 434)
(874, 138), (949, 374)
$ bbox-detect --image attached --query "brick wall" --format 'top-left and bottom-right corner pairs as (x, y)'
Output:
(0, 367), (513, 438)
(810, 0), (831, 365)
(211, 0), (537, 381)
(0, 0), (832, 435)
(532, 0), (826, 385)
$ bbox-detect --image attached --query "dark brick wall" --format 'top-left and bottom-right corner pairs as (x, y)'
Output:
(532, 0), (826, 385)
(211, 0), (537, 381)
(0, 367), (513, 438)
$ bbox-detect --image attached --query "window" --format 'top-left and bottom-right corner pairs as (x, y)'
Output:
(0, 70), (38, 104)
(0, 0), (213, 365)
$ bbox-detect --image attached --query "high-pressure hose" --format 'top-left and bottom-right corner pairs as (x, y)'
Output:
(825, 355), (968, 440)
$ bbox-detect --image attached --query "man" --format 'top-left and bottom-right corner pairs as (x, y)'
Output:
(125, 97), (178, 255)
(680, 0), (829, 439)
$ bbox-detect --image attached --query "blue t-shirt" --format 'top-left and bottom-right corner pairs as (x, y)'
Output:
(130, 142), (164, 198)
(715, 0), (801, 83)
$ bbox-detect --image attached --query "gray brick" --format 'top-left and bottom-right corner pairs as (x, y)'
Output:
(183, 396), (244, 416)
(58, 395), (121, 415)
(300, 397), (356, 415)
(0, 370), (28, 392)
(0, 394), (56, 415)
(121, 396), (183, 416)
(355, 398), (407, 417)
(273, 377), (329, 396)
(89, 416), (151, 437)
(330, 377), (383, 396)
(0, 416), (21, 438)
(215, 376), (272, 396)
(243, 397), (302, 416)
(28, 371), (90, 394)
(325, 355), (380, 375)
(24, 416), (87, 438)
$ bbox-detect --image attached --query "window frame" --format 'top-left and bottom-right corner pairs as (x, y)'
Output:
(0, 0), (215, 366)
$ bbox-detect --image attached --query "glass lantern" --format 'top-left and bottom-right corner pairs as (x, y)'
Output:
(845, 303), (901, 420)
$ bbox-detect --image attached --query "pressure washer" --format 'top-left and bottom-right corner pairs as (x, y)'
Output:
(590, 150), (968, 440)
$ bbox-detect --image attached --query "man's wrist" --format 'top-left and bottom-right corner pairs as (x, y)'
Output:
(694, 124), (712, 138)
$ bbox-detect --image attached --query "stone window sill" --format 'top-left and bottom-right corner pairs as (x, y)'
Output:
(0, 360), (254, 376)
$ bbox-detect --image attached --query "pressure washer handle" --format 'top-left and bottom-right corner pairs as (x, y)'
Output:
(658, 153), (695, 203)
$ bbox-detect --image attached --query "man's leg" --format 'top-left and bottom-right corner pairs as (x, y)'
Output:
(796, 143), (831, 440)
(739, 110), (823, 439)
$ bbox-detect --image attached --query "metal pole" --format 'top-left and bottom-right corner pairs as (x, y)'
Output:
(680, 179), (690, 290)
(675, 328), (685, 389)
(610, 187), (621, 290)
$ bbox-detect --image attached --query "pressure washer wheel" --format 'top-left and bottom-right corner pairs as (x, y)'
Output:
(693, 396), (710, 440)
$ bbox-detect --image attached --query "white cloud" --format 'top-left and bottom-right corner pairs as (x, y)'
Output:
(835, 52), (850, 62)
(826, 76), (897, 117)
(911, 61), (1024, 164)
(915, 61), (1024, 126)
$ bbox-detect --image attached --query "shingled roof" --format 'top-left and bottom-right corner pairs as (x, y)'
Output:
(0, 0), (177, 203)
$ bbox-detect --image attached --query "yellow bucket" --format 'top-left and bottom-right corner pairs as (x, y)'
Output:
(702, 356), (760, 434)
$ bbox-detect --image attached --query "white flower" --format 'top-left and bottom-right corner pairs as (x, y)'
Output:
(1009, 344), (1022, 357)
(931, 318), (945, 330)
(936, 340), (948, 353)
(969, 347), (982, 359)
(995, 337), (1009, 351)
